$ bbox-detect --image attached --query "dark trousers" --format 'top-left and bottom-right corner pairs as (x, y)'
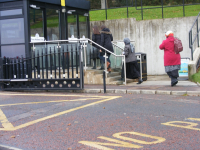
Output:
(121, 61), (140, 79)
(98, 53), (111, 64)
(167, 69), (179, 84)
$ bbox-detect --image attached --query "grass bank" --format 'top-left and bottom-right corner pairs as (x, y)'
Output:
(190, 70), (200, 83)
(89, 5), (200, 21)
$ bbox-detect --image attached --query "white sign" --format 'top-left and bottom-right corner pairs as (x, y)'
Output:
(31, 33), (44, 42)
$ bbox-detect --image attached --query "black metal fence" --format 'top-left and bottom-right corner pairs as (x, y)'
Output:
(0, 44), (84, 90)
(89, 0), (200, 20)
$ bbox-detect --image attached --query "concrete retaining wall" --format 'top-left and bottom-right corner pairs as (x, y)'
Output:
(90, 16), (197, 75)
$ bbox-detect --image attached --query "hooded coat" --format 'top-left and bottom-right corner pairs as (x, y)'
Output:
(100, 28), (114, 55)
(123, 38), (137, 63)
(159, 36), (181, 66)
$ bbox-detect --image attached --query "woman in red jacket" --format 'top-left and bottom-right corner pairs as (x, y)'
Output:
(159, 31), (181, 86)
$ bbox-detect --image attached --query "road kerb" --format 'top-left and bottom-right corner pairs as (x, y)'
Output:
(100, 89), (115, 93)
(186, 91), (200, 96)
(140, 90), (156, 95)
(171, 91), (187, 95)
(115, 89), (127, 94)
(84, 89), (100, 93)
(156, 90), (171, 95)
(127, 90), (141, 94)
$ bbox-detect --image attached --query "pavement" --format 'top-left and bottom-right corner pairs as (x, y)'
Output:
(82, 75), (200, 96)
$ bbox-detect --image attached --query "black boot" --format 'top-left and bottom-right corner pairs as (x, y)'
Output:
(137, 78), (143, 84)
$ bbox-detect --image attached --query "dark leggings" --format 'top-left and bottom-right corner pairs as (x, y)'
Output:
(167, 69), (179, 84)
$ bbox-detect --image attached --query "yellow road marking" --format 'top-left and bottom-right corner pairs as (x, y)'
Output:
(0, 96), (121, 131)
(162, 121), (200, 131)
(113, 132), (166, 145)
(79, 131), (166, 149)
(0, 93), (111, 98)
(188, 118), (200, 121)
(0, 109), (14, 129)
(80, 136), (142, 150)
(0, 98), (102, 107)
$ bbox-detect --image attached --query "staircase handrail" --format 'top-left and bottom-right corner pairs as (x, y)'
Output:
(189, 12), (200, 60)
(30, 39), (127, 85)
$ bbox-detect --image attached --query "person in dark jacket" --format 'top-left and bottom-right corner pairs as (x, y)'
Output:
(121, 38), (143, 84)
(100, 25), (114, 73)
(159, 31), (181, 86)
(91, 25), (101, 69)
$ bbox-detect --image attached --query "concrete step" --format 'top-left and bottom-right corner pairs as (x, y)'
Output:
(106, 75), (121, 82)
(95, 72), (120, 77)
(109, 78), (137, 85)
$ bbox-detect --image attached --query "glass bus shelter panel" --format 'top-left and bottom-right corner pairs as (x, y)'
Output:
(1, 45), (25, 58)
(30, 8), (44, 38)
(79, 15), (88, 38)
(68, 14), (77, 38)
(0, 18), (25, 45)
(46, 9), (60, 41)
(0, 9), (22, 17)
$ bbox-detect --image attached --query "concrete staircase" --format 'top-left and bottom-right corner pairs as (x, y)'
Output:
(84, 68), (137, 85)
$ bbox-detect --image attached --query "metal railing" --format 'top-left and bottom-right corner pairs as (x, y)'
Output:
(30, 39), (127, 84)
(0, 43), (84, 90)
(189, 12), (200, 61)
(90, 0), (200, 21)
(87, 39), (126, 84)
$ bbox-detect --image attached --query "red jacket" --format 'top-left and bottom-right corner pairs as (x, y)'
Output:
(159, 36), (181, 66)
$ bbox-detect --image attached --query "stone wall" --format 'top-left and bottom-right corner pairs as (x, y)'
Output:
(90, 16), (197, 75)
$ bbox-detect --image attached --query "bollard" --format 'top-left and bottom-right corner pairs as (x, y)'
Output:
(103, 71), (106, 93)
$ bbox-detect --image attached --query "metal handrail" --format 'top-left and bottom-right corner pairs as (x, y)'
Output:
(30, 39), (127, 85)
(189, 12), (200, 60)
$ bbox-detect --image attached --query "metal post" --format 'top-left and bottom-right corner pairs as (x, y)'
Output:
(37, 51), (40, 79)
(50, 48), (52, 78)
(140, 54), (142, 79)
(103, 71), (106, 93)
(114, 46), (116, 68)
(197, 21), (199, 47)
(62, 47), (65, 79)
(76, 45), (78, 78)
(54, 46), (56, 79)
(161, 0), (164, 19)
(141, 0), (143, 20)
(5, 58), (8, 79)
(123, 55), (126, 85)
(191, 47), (194, 61)
(58, 48), (61, 79)
(105, 0), (107, 20)
(183, 0), (185, 17)
(190, 31), (193, 61)
(83, 42), (87, 71)
(67, 45), (70, 78)
(104, 52), (107, 78)
(21, 56), (24, 79)
(127, 0), (128, 18)
(45, 47), (48, 79)
(13, 58), (16, 79)
(71, 44), (74, 78)
(33, 53), (36, 79)
(41, 49), (44, 79)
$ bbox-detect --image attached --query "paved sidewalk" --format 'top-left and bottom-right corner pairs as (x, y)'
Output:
(82, 75), (200, 96)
